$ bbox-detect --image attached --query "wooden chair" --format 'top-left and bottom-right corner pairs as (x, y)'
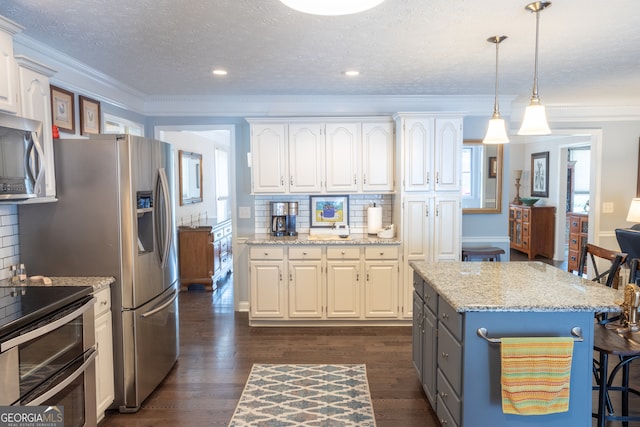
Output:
(576, 243), (627, 289)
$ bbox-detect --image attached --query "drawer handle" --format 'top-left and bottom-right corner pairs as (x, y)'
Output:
(440, 419), (448, 425)
(425, 294), (431, 300)
(441, 313), (449, 320)
(100, 300), (108, 306)
(441, 352), (449, 360)
(439, 391), (448, 399)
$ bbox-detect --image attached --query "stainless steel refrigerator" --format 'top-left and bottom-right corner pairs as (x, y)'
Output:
(18, 134), (179, 413)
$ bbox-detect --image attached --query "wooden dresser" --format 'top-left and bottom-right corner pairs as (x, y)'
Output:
(567, 212), (588, 272)
(178, 219), (232, 290)
(508, 204), (556, 260)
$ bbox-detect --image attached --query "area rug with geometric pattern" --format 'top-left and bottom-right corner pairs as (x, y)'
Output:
(228, 364), (377, 426)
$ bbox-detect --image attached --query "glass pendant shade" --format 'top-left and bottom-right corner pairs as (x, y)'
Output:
(518, 1), (552, 136)
(280, 0), (384, 15)
(518, 102), (551, 135)
(484, 117), (510, 144)
(484, 35), (509, 144)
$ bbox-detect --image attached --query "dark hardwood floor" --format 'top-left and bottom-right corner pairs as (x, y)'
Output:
(99, 276), (439, 427)
(100, 267), (640, 427)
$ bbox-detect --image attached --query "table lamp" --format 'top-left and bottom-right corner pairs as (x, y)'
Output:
(627, 198), (640, 230)
(512, 170), (523, 205)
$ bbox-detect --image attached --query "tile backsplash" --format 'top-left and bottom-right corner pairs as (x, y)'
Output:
(0, 205), (19, 281)
(254, 194), (393, 234)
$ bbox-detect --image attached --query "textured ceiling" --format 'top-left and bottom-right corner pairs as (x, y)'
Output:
(2, 0), (640, 105)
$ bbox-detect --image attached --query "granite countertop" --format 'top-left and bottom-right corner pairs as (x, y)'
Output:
(27, 276), (115, 291)
(410, 261), (624, 313)
(246, 233), (401, 245)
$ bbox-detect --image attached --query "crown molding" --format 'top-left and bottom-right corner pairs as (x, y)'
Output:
(13, 33), (147, 114)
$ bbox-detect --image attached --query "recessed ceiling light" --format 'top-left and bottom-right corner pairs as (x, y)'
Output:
(212, 69), (228, 76)
(280, 0), (384, 16)
(344, 70), (360, 77)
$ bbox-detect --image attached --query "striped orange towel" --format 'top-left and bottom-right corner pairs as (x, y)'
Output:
(501, 337), (574, 415)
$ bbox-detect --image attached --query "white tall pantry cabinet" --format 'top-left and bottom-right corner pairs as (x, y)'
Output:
(395, 113), (462, 319)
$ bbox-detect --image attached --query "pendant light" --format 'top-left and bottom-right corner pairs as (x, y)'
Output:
(280, 0), (384, 16)
(483, 35), (509, 144)
(518, 1), (552, 135)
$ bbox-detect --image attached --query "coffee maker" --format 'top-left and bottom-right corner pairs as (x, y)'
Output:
(286, 201), (298, 236)
(271, 202), (288, 236)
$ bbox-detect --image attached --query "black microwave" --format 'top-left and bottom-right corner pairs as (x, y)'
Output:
(0, 113), (45, 200)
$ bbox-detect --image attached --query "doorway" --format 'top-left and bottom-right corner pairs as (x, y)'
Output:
(155, 125), (236, 309)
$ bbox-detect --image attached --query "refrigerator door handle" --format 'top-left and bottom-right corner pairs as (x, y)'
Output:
(140, 288), (179, 319)
(155, 168), (172, 268)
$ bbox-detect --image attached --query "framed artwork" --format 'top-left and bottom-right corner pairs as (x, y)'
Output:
(531, 151), (550, 197)
(79, 95), (101, 135)
(310, 195), (349, 227)
(50, 85), (75, 133)
(488, 156), (497, 178)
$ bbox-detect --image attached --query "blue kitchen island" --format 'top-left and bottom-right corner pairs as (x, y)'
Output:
(410, 261), (622, 427)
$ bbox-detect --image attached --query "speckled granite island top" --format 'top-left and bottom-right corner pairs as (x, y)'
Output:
(247, 233), (401, 245)
(410, 260), (623, 313)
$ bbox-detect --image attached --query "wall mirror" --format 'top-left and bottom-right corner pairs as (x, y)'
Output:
(462, 140), (503, 214)
(179, 150), (203, 205)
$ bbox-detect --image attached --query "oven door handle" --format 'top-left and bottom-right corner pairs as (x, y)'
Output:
(1, 297), (96, 353)
(25, 347), (97, 407)
(140, 288), (178, 319)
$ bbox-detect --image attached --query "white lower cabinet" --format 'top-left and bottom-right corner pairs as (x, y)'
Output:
(249, 247), (286, 318)
(249, 244), (401, 324)
(326, 247), (361, 318)
(93, 286), (114, 423)
(288, 247), (323, 318)
(364, 246), (399, 318)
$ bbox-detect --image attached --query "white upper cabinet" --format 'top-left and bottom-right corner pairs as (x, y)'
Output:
(396, 114), (462, 193)
(250, 123), (288, 193)
(325, 122), (360, 193)
(16, 56), (57, 198)
(402, 117), (435, 192)
(249, 118), (394, 195)
(362, 122), (394, 192)
(0, 17), (22, 114)
(288, 123), (324, 193)
(434, 118), (462, 192)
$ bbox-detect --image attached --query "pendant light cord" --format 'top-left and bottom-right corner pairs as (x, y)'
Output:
(531, 9), (541, 102)
(493, 40), (501, 118)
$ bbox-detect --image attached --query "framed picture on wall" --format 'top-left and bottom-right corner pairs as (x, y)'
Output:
(531, 151), (550, 197)
(310, 195), (349, 227)
(79, 95), (101, 135)
(50, 85), (75, 133)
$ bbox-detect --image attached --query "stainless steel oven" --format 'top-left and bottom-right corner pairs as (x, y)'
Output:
(0, 287), (96, 427)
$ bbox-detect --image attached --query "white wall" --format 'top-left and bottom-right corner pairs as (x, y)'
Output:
(157, 128), (230, 226)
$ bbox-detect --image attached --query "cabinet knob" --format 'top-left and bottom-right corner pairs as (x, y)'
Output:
(440, 419), (448, 425)
(441, 352), (449, 360)
(439, 392), (448, 399)
(341, 251), (346, 255)
(379, 252), (384, 256)
(264, 252), (269, 256)
(441, 313), (449, 320)
(303, 251), (308, 255)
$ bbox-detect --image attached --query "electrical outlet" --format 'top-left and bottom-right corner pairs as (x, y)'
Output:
(602, 202), (614, 214)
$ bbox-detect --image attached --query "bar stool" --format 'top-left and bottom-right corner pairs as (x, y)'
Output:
(592, 324), (640, 427)
(461, 246), (505, 262)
